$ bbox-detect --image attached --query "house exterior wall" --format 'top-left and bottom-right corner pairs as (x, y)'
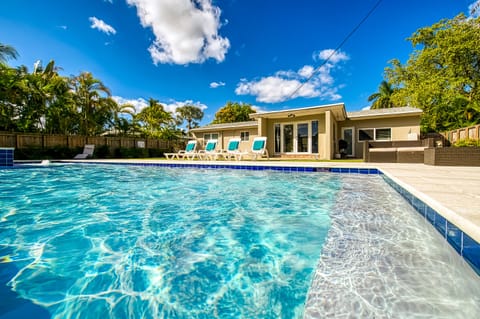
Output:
(191, 127), (258, 152)
(189, 107), (421, 160)
(263, 113), (332, 159)
(339, 115), (421, 158)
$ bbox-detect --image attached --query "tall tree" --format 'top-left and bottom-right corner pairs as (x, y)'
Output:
(0, 43), (18, 63)
(176, 104), (204, 131)
(386, 14), (480, 132)
(17, 60), (68, 132)
(211, 102), (256, 124)
(136, 98), (175, 138)
(368, 81), (397, 109)
(109, 102), (137, 136)
(0, 64), (26, 131)
(70, 72), (112, 135)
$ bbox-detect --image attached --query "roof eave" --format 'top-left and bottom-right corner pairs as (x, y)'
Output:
(347, 111), (423, 120)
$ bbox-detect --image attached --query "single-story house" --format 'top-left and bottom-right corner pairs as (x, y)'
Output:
(190, 103), (422, 160)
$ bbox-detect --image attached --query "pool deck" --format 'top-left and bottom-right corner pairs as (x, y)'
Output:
(63, 159), (480, 243)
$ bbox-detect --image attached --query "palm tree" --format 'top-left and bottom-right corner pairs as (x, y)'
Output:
(108, 101), (137, 136)
(0, 43), (18, 63)
(20, 60), (65, 132)
(176, 104), (204, 131)
(70, 72), (112, 135)
(136, 98), (174, 138)
(368, 81), (396, 109)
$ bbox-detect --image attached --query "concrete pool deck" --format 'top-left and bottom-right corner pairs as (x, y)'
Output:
(63, 159), (480, 243)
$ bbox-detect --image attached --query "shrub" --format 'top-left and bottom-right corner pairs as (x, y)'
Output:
(453, 139), (480, 147)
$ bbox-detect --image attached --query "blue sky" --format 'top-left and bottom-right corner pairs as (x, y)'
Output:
(1, 0), (479, 125)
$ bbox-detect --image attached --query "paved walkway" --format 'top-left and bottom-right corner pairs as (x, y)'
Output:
(373, 163), (480, 243)
(68, 159), (480, 243)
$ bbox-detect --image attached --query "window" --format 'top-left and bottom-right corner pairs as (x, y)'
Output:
(274, 124), (281, 153)
(240, 131), (249, 141)
(375, 128), (391, 141)
(358, 128), (391, 141)
(311, 121), (318, 153)
(358, 129), (374, 141)
(203, 133), (219, 141)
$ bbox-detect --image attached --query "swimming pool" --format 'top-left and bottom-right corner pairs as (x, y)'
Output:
(0, 164), (479, 318)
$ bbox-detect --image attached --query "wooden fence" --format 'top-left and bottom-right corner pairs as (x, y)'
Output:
(0, 132), (175, 151)
(444, 124), (480, 143)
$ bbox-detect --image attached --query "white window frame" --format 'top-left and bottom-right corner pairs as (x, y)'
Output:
(203, 133), (219, 141)
(240, 131), (250, 141)
(274, 121), (317, 154)
(357, 127), (391, 142)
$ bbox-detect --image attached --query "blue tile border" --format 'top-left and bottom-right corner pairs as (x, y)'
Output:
(47, 161), (382, 175)
(0, 148), (14, 167)
(383, 175), (480, 275)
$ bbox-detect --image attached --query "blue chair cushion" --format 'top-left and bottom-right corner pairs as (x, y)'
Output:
(252, 140), (264, 151)
(228, 141), (239, 151)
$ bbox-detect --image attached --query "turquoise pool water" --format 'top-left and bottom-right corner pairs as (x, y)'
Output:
(0, 165), (339, 318)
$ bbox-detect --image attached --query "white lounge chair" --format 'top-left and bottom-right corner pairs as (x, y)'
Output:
(236, 137), (269, 161)
(74, 144), (95, 159)
(222, 138), (242, 160)
(164, 140), (197, 160)
(197, 139), (219, 160)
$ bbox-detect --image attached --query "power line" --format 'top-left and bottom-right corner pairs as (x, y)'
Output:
(287, 0), (384, 100)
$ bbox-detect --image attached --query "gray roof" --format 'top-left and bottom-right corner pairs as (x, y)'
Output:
(347, 107), (422, 119)
(190, 121), (258, 132)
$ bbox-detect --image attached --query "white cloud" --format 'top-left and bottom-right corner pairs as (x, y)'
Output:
(313, 49), (349, 64)
(126, 0), (230, 65)
(236, 77), (319, 103)
(163, 100), (208, 113)
(469, 0), (480, 17)
(112, 96), (208, 114)
(209, 81), (225, 88)
(57, 25), (67, 30)
(235, 49), (348, 103)
(89, 17), (116, 35)
(112, 96), (148, 113)
(298, 65), (314, 78)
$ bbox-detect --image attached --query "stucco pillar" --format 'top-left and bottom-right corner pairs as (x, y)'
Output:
(325, 110), (332, 160)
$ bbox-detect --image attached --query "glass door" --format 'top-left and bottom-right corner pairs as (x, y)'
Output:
(341, 127), (354, 157)
(297, 123), (309, 153)
(283, 124), (294, 152)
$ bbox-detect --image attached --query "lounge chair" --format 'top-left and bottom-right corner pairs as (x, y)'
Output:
(236, 137), (269, 161)
(74, 144), (95, 159)
(164, 140), (197, 160)
(197, 139), (219, 160)
(222, 138), (242, 160)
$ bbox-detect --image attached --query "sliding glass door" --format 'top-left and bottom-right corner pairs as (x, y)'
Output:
(283, 124), (294, 153)
(275, 122), (317, 154)
(297, 123), (309, 153)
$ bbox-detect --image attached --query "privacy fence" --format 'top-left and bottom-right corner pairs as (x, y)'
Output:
(443, 124), (480, 143)
(0, 132), (182, 159)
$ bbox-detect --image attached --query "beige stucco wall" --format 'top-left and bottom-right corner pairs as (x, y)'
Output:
(263, 113), (335, 159)
(339, 115), (421, 158)
(191, 128), (258, 152)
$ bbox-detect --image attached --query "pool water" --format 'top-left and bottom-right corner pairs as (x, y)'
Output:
(0, 165), (338, 318)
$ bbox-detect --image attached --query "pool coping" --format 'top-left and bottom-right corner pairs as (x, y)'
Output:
(8, 159), (480, 274)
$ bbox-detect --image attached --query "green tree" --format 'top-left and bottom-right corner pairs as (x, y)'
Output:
(0, 43), (18, 63)
(386, 14), (480, 132)
(70, 72), (113, 135)
(0, 64), (25, 131)
(109, 102), (137, 136)
(368, 80), (397, 109)
(211, 102), (256, 124)
(136, 98), (175, 138)
(17, 60), (69, 132)
(176, 104), (204, 131)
